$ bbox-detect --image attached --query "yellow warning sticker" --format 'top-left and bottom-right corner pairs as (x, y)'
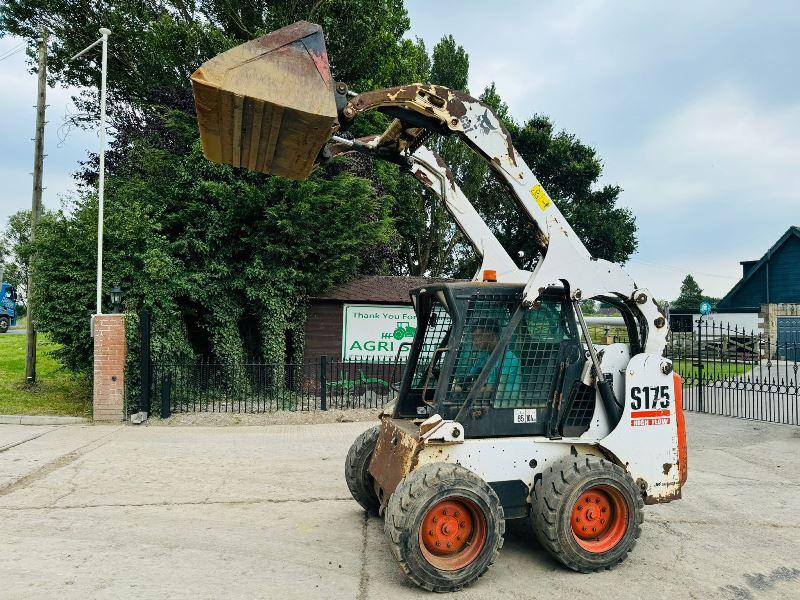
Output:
(530, 185), (552, 211)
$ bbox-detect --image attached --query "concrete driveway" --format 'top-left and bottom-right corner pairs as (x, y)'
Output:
(0, 413), (798, 600)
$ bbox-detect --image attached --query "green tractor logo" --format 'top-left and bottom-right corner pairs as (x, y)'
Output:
(392, 321), (416, 340)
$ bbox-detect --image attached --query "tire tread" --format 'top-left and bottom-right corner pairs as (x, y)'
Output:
(531, 455), (644, 573)
(344, 425), (381, 514)
(384, 463), (505, 592)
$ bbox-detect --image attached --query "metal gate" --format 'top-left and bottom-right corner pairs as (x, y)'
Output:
(777, 316), (800, 361)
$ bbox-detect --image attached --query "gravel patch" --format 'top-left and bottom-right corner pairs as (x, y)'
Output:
(149, 407), (385, 427)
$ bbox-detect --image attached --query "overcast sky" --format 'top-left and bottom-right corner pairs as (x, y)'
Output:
(2, 1), (798, 300)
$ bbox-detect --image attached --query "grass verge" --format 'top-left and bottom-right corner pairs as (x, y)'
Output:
(0, 333), (91, 417)
(673, 359), (752, 381)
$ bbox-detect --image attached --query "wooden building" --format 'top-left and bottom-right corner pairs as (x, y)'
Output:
(303, 276), (455, 360)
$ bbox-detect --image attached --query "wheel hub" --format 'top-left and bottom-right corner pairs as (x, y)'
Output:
(570, 485), (628, 553)
(420, 499), (473, 556)
(571, 490), (612, 539)
(418, 496), (488, 571)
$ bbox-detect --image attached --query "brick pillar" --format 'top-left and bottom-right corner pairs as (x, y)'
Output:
(93, 314), (126, 421)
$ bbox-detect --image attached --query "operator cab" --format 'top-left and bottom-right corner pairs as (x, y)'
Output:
(393, 282), (641, 439)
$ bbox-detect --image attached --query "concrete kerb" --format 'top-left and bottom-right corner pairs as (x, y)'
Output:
(0, 415), (90, 426)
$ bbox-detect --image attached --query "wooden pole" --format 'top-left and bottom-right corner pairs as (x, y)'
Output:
(25, 28), (48, 384)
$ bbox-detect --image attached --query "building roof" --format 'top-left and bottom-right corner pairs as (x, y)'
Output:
(716, 226), (800, 312)
(312, 275), (461, 304)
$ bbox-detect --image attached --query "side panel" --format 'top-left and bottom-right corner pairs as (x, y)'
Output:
(571, 342), (631, 441)
(601, 353), (682, 503)
(369, 417), (603, 514)
(415, 438), (600, 496)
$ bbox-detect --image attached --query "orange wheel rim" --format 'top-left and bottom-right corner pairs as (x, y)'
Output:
(570, 485), (628, 553)
(418, 497), (487, 570)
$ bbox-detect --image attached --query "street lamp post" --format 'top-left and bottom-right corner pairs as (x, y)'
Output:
(70, 27), (111, 316)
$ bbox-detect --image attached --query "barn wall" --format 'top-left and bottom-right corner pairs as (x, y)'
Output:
(760, 303), (800, 353)
(726, 266), (768, 310)
(769, 235), (800, 303)
(719, 232), (800, 310)
(670, 313), (760, 333)
(303, 299), (415, 360)
(303, 301), (344, 360)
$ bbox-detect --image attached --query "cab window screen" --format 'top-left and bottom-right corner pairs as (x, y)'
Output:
(494, 300), (568, 408)
(410, 302), (452, 390)
(444, 294), (514, 408)
(445, 296), (568, 410)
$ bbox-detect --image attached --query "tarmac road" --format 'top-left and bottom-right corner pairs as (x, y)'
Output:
(0, 413), (798, 599)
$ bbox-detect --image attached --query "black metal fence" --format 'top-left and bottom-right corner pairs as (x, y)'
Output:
(143, 317), (799, 425)
(149, 355), (403, 417)
(667, 320), (799, 426)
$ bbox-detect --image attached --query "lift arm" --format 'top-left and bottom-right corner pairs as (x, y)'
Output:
(332, 85), (668, 354)
(329, 136), (527, 284)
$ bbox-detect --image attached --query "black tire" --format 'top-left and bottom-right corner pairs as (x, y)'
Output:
(344, 425), (380, 515)
(384, 463), (504, 593)
(531, 455), (643, 573)
(0, 317), (8, 334)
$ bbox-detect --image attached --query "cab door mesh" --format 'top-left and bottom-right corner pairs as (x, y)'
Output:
(444, 294), (570, 410)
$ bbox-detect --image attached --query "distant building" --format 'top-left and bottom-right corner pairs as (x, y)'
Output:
(303, 276), (458, 361)
(669, 227), (800, 349)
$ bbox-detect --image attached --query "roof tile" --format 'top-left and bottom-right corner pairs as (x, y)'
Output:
(312, 275), (462, 303)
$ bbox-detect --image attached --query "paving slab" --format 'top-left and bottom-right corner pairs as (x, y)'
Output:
(0, 424), (56, 450)
(0, 414), (798, 599)
(0, 415), (90, 425)
(0, 424), (122, 490)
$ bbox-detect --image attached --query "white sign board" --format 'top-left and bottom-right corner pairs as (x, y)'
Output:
(342, 304), (417, 360)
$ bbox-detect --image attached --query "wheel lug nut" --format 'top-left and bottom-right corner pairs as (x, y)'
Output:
(601, 507), (607, 513)
(447, 542), (452, 548)
(576, 517), (581, 523)
(435, 541), (440, 547)
(454, 511), (459, 517)
(460, 521), (465, 527)
(592, 527), (596, 532)
(429, 530), (434, 535)
(432, 517), (437, 523)
(442, 509), (448, 515)
(600, 519), (605, 524)
(577, 505), (583, 510)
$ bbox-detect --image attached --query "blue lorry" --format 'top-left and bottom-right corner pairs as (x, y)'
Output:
(0, 282), (17, 333)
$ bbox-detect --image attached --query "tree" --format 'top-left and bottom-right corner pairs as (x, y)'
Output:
(2, 1), (640, 375)
(579, 299), (597, 314)
(672, 275), (704, 311)
(31, 113), (393, 372)
(0, 0), (417, 141)
(379, 34), (484, 276)
(1, 1), (417, 371)
(1, 210), (32, 296)
(462, 112), (636, 277)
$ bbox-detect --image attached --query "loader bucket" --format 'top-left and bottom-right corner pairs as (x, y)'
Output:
(191, 21), (337, 180)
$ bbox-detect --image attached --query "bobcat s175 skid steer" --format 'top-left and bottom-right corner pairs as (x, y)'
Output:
(191, 21), (688, 593)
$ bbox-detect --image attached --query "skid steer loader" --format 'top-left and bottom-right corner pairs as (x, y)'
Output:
(191, 21), (688, 592)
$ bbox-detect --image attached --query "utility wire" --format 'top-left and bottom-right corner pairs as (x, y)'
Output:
(0, 42), (26, 62)
(0, 40), (25, 56)
(628, 258), (739, 280)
